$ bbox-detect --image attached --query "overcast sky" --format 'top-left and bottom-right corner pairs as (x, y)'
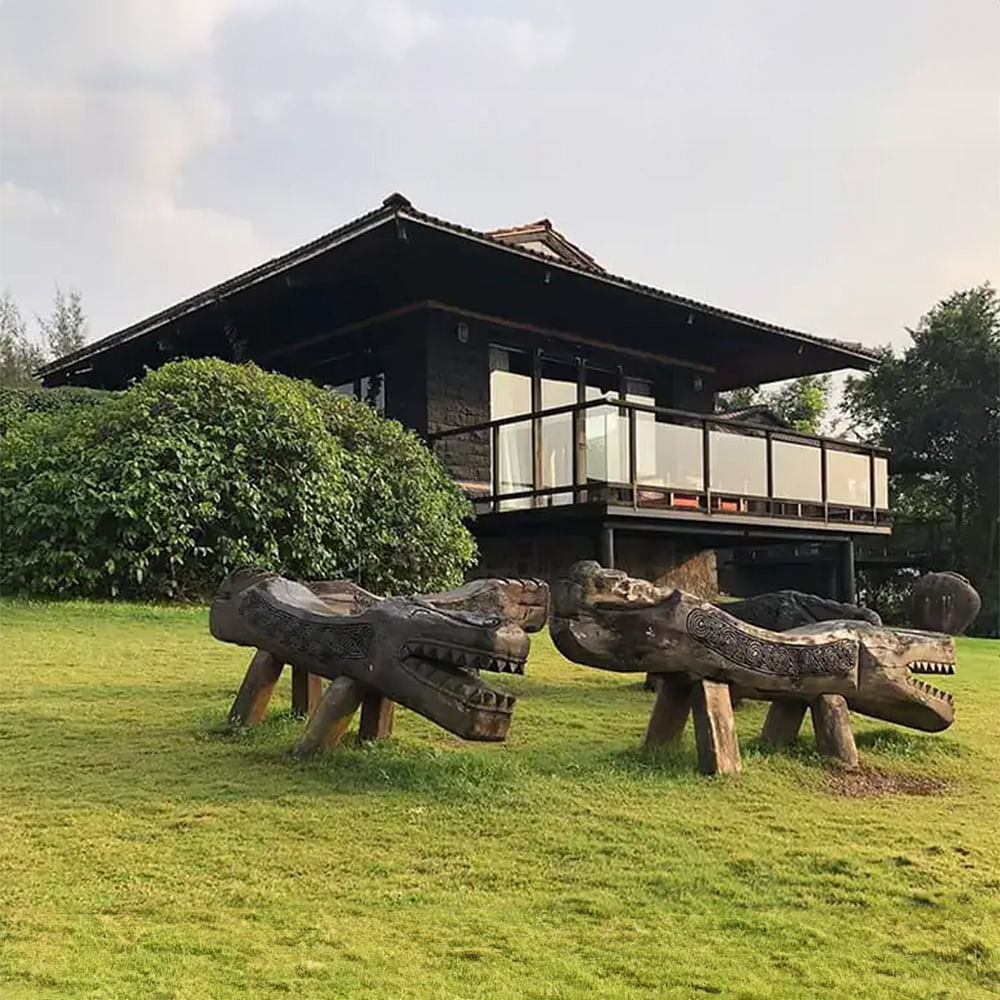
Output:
(1, 0), (997, 360)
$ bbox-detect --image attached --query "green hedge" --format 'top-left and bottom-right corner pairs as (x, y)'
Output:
(0, 359), (475, 599)
(0, 385), (117, 434)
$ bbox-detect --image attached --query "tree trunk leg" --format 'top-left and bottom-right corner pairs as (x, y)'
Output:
(291, 677), (364, 758)
(228, 650), (284, 725)
(761, 699), (808, 747)
(729, 684), (755, 709)
(691, 680), (742, 775)
(291, 666), (324, 717)
(359, 689), (395, 741)
(643, 676), (693, 749)
(643, 673), (660, 692)
(810, 694), (859, 769)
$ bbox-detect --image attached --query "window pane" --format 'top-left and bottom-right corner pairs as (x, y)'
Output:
(490, 347), (532, 420)
(772, 440), (822, 502)
(827, 449), (871, 506)
(541, 377), (576, 409)
(491, 370), (531, 420)
(874, 456), (889, 509)
(360, 373), (385, 415)
(709, 428), (767, 495)
(625, 377), (653, 399)
(585, 366), (617, 398)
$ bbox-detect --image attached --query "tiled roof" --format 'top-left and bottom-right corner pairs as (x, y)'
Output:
(39, 192), (878, 377)
(401, 199), (877, 361)
(486, 219), (604, 272)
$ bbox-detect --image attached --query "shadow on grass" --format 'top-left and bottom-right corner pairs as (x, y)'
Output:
(199, 709), (713, 795)
(200, 710), (526, 801)
(739, 735), (829, 768)
(854, 727), (966, 761)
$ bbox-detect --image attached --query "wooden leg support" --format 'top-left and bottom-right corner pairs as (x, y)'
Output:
(228, 649), (284, 725)
(643, 676), (693, 749)
(359, 689), (395, 741)
(691, 680), (742, 775)
(810, 694), (859, 769)
(291, 666), (324, 717)
(291, 677), (364, 758)
(761, 699), (808, 747)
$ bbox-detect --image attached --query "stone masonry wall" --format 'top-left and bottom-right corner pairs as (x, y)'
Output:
(425, 311), (492, 484)
(473, 529), (718, 599)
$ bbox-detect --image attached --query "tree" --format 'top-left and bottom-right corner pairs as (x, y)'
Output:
(38, 286), (88, 358)
(0, 292), (46, 387)
(717, 374), (832, 434)
(843, 283), (1000, 635)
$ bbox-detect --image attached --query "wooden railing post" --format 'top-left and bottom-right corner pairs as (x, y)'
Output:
(820, 439), (829, 521)
(765, 430), (774, 513)
(531, 415), (542, 507)
(702, 419), (712, 512)
(573, 405), (587, 503)
(868, 447), (877, 518)
(628, 406), (638, 508)
(491, 422), (501, 514)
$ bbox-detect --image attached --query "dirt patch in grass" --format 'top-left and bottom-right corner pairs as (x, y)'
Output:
(825, 766), (950, 798)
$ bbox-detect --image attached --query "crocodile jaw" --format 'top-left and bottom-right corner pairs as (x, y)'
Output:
(850, 627), (956, 732)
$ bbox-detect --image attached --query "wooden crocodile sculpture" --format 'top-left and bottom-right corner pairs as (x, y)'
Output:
(550, 561), (956, 774)
(211, 569), (548, 754)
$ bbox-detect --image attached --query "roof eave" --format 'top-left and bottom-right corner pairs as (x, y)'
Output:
(397, 208), (879, 366)
(39, 196), (879, 379)
(37, 206), (400, 379)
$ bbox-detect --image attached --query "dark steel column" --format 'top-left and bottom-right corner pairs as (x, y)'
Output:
(839, 539), (856, 604)
(599, 524), (615, 569)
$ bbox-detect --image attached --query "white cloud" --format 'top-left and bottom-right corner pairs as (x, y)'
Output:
(464, 16), (572, 66)
(353, 0), (443, 59)
(0, 181), (61, 219)
(0, 0), (283, 334)
(0, 0), (994, 357)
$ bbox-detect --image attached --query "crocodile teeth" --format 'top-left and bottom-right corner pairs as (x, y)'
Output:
(909, 661), (956, 675)
(911, 678), (950, 700)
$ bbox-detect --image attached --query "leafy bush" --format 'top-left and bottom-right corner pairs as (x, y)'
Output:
(302, 386), (478, 594)
(0, 385), (116, 434)
(1, 359), (475, 599)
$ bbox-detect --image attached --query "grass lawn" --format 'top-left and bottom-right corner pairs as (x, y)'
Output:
(1, 600), (998, 999)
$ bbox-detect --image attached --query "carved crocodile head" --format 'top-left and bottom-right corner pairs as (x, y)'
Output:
(550, 561), (955, 732)
(211, 568), (535, 741)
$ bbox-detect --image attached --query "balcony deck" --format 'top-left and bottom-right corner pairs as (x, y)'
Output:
(429, 398), (891, 537)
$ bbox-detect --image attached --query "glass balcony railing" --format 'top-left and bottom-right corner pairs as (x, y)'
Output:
(428, 398), (891, 527)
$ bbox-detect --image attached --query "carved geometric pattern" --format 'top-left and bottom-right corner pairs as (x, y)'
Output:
(240, 589), (373, 663)
(685, 607), (855, 677)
